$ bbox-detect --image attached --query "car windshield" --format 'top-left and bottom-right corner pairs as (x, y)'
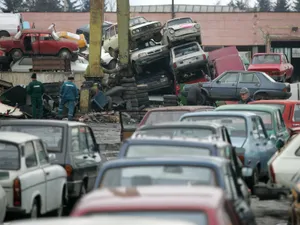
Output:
(145, 111), (189, 125)
(99, 165), (216, 188)
(0, 126), (63, 152)
(125, 145), (211, 158)
(0, 142), (19, 170)
(261, 72), (276, 82)
(252, 104), (285, 114)
(135, 127), (214, 138)
(174, 43), (200, 58)
(168, 18), (193, 27)
(130, 17), (148, 27)
(252, 54), (280, 64)
(86, 211), (208, 225)
(182, 116), (247, 137)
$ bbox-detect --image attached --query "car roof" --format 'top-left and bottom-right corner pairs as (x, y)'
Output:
(180, 110), (257, 119)
(148, 106), (214, 112)
(137, 121), (224, 130)
(253, 53), (283, 55)
(167, 17), (192, 21)
(7, 216), (197, 225)
(216, 104), (279, 112)
(74, 186), (224, 212)
(251, 100), (300, 104)
(101, 156), (227, 169)
(0, 119), (85, 127)
(0, 132), (39, 143)
(125, 136), (228, 148)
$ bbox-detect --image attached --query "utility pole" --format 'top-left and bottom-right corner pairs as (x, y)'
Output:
(171, 0), (175, 18)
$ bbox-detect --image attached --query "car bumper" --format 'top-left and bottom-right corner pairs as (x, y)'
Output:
(67, 180), (83, 198)
(131, 27), (162, 41)
(254, 183), (290, 200)
(268, 91), (292, 99)
(135, 52), (168, 66)
(175, 59), (207, 73)
(6, 207), (26, 214)
(169, 33), (200, 42)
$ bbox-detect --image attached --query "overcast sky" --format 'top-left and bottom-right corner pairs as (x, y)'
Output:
(129, 0), (256, 6)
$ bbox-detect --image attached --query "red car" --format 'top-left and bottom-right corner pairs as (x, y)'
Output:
(249, 100), (300, 131)
(248, 53), (294, 82)
(71, 186), (242, 225)
(0, 29), (79, 61)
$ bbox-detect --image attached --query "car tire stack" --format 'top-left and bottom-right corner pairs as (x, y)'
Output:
(163, 94), (178, 106)
(120, 77), (139, 111)
(136, 84), (149, 107)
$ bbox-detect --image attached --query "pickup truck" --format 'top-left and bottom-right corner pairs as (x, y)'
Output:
(249, 100), (300, 131)
(248, 53), (294, 82)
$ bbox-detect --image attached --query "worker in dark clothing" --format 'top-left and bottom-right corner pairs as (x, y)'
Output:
(186, 83), (204, 105)
(27, 73), (44, 119)
(58, 76), (79, 121)
(238, 87), (253, 104)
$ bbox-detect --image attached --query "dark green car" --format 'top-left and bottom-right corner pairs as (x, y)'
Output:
(215, 104), (290, 143)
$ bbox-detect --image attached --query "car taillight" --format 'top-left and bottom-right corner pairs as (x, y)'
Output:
(176, 84), (180, 96)
(65, 164), (73, 177)
(238, 155), (244, 165)
(202, 54), (206, 60)
(283, 88), (287, 92)
(13, 178), (21, 206)
(173, 63), (177, 68)
(17, 25), (20, 32)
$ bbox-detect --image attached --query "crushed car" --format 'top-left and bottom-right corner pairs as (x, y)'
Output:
(162, 17), (201, 46)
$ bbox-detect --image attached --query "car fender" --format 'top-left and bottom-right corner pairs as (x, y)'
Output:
(253, 89), (281, 96)
(28, 190), (44, 214)
(201, 87), (210, 97)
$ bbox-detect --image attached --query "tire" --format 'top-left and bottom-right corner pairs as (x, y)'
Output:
(138, 96), (149, 102)
(123, 90), (136, 96)
(254, 93), (269, 100)
(132, 61), (142, 75)
(29, 199), (39, 219)
(126, 87), (138, 92)
(137, 93), (148, 99)
(59, 49), (71, 59)
(107, 60), (117, 69)
(197, 92), (207, 105)
(137, 84), (148, 90)
(163, 94), (177, 100)
(164, 99), (178, 104)
(153, 32), (163, 42)
(120, 77), (136, 83)
(139, 101), (150, 106)
(0, 31), (10, 38)
(121, 83), (136, 88)
(10, 49), (23, 61)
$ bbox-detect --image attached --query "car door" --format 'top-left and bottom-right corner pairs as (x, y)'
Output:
(38, 33), (59, 55)
(282, 54), (292, 78)
(210, 72), (239, 100)
(237, 72), (260, 96)
(13, 57), (33, 72)
(34, 140), (58, 212)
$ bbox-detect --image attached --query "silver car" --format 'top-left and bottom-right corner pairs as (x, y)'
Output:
(170, 41), (207, 76)
(162, 17), (201, 47)
(0, 13), (23, 38)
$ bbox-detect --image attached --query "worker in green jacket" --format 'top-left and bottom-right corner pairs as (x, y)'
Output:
(27, 73), (44, 119)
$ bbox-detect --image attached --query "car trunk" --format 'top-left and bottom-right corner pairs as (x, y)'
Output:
(0, 170), (20, 207)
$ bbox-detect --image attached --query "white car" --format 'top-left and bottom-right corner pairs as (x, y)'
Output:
(0, 132), (67, 218)
(10, 56), (88, 72)
(268, 134), (300, 187)
(0, 185), (7, 223)
(101, 48), (116, 69)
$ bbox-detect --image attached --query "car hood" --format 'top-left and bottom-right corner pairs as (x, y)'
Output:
(248, 64), (281, 70)
(170, 23), (196, 30)
(131, 21), (159, 29)
(231, 137), (247, 148)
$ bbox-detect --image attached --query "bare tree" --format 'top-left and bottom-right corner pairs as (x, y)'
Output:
(105, 0), (115, 11)
(215, 0), (221, 5)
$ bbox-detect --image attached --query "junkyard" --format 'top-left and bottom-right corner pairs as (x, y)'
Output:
(1, 1), (300, 225)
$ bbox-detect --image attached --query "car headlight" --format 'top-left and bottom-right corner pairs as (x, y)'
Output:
(132, 30), (136, 34)
(135, 29), (140, 33)
(138, 52), (147, 58)
(169, 28), (175, 34)
(194, 24), (200, 29)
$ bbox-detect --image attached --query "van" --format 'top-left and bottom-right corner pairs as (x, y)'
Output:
(0, 13), (23, 38)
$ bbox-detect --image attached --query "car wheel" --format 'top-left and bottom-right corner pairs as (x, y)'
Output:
(153, 32), (162, 42)
(0, 31), (10, 38)
(108, 60), (117, 69)
(59, 49), (71, 59)
(197, 92), (207, 105)
(10, 49), (23, 61)
(254, 93), (269, 100)
(132, 61), (142, 75)
(29, 199), (39, 219)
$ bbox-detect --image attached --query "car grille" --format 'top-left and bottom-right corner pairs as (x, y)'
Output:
(147, 48), (162, 55)
(175, 28), (195, 36)
(139, 24), (156, 32)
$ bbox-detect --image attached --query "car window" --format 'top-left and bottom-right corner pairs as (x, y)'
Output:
(104, 28), (110, 39)
(25, 141), (37, 168)
(40, 34), (54, 41)
(167, 17), (193, 26)
(173, 42), (200, 57)
(129, 17), (148, 27)
(71, 127), (80, 152)
(293, 104), (300, 122)
(34, 140), (49, 165)
(278, 110), (286, 130)
(252, 54), (280, 64)
(19, 57), (32, 65)
(217, 72), (239, 83)
(79, 126), (89, 153)
(256, 117), (268, 139)
(109, 26), (115, 37)
(274, 110), (282, 131)
(0, 142), (19, 170)
(145, 111), (189, 125)
(251, 118), (260, 140)
(239, 72), (260, 83)
(86, 127), (96, 152)
(115, 25), (118, 34)
(282, 55), (287, 63)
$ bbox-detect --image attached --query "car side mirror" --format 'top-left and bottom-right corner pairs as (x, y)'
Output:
(242, 167), (253, 177)
(48, 153), (56, 163)
(275, 139), (284, 150)
(270, 134), (276, 142)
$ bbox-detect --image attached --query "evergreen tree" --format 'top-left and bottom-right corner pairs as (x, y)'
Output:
(23, 0), (62, 11)
(228, 0), (249, 10)
(294, 0), (300, 11)
(274, 0), (290, 11)
(255, 0), (272, 11)
(62, 0), (81, 12)
(0, 0), (25, 12)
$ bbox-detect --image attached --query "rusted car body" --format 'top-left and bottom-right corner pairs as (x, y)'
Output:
(119, 106), (214, 141)
(70, 186), (240, 225)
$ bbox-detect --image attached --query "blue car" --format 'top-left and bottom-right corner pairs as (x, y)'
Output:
(94, 157), (256, 224)
(180, 111), (278, 189)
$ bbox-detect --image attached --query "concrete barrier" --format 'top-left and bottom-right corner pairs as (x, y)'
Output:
(0, 72), (85, 88)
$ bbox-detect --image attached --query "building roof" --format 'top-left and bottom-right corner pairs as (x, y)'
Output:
(0, 132), (39, 143)
(73, 186), (224, 213)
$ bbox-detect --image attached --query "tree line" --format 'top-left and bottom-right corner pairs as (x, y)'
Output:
(228, 0), (300, 12)
(0, 0), (116, 12)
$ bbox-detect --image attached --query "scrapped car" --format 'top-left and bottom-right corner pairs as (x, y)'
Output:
(189, 70), (291, 103)
(162, 17), (201, 46)
(290, 170), (300, 225)
(248, 53), (294, 82)
(170, 41), (207, 78)
(118, 136), (250, 205)
(119, 106), (214, 141)
(71, 186), (241, 225)
(216, 104), (290, 143)
(0, 132), (67, 218)
(103, 17), (162, 58)
(250, 100), (300, 130)
(0, 12), (23, 38)
(130, 40), (168, 75)
(93, 157), (256, 225)
(180, 111), (283, 190)
(0, 29), (79, 61)
(0, 120), (106, 200)
(0, 185), (6, 223)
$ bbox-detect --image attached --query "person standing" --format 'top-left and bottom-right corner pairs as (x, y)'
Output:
(58, 76), (79, 121)
(27, 73), (44, 119)
(238, 87), (253, 104)
(186, 83), (204, 105)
